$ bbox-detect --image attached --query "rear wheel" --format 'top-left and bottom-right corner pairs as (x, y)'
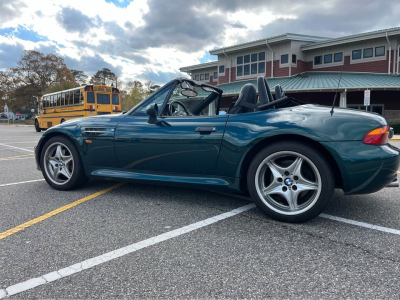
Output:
(40, 136), (88, 190)
(247, 141), (334, 223)
(35, 119), (41, 132)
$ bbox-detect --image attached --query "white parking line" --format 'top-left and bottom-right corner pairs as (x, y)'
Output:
(0, 179), (45, 187)
(0, 203), (256, 298)
(0, 143), (33, 152)
(0, 157), (35, 161)
(320, 214), (400, 235)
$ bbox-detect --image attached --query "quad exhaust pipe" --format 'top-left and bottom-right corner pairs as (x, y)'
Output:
(387, 178), (399, 187)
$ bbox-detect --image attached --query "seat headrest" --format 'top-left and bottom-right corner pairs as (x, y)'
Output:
(236, 84), (257, 106)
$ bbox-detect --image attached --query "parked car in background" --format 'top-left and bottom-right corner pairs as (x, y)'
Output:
(34, 77), (400, 223)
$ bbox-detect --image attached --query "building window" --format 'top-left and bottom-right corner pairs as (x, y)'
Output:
(363, 48), (373, 58)
(314, 55), (322, 65)
(219, 65), (225, 74)
(205, 73), (209, 80)
(334, 52), (343, 62)
(251, 63), (257, 74)
(200, 74), (204, 80)
(236, 52), (266, 77)
(292, 54), (297, 64)
(281, 54), (289, 64)
(375, 46), (385, 57)
(244, 64), (250, 76)
(195, 75), (199, 81)
(237, 65), (243, 77)
(352, 49), (362, 60)
(258, 62), (265, 74)
(213, 72), (218, 79)
(324, 54), (332, 64)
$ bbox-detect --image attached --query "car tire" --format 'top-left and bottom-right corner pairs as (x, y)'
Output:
(247, 141), (334, 223)
(40, 136), (88, 191)
(35, 120), (41, 132)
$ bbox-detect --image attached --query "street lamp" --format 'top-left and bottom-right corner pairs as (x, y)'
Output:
(32, 96), (39, 114)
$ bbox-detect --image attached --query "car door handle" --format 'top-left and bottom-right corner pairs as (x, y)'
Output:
(195, 127), (217, 133)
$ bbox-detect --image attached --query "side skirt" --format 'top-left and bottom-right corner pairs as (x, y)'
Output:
(86, 167), (241, 192)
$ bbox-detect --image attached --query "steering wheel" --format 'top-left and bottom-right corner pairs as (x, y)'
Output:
(169, 100), (191, 116)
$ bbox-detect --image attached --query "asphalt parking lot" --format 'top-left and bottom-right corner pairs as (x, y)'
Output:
(1, 125), (400, 299)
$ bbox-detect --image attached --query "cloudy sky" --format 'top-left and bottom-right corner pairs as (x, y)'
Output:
(1, 0), (400, 84)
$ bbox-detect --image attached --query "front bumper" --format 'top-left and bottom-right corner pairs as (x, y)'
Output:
(321, 141), (400, 195)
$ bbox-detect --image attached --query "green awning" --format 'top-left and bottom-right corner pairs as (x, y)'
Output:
(217, 72), (400, 95)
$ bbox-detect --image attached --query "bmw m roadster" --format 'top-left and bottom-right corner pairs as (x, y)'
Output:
(34, 77), (400, 222)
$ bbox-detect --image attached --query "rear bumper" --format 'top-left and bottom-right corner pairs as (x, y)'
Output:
(321, 141), (400, 195)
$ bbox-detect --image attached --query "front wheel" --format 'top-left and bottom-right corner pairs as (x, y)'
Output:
(247, 141), (335, 223)
(40, 136), (88, 191)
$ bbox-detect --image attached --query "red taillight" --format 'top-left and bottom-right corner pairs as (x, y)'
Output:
(113, 106), (119, 111)
(362, 125), (389, 145)
(41, 109), (46, 114)
(88, 105), (94, 110)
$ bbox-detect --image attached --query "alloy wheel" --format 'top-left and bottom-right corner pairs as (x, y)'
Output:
(44, 142), (74, 185)
(255, 151), (322, 216)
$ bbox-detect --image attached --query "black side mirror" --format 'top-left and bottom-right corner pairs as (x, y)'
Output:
(146, 103), (158, 124)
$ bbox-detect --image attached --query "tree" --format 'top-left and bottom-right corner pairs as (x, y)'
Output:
(3, 50), (76, 111)
(11, 50), (75, 96)
(144, 80), (160, 94)
(89, 68), (116, 86)
(70, 69), (88, 85)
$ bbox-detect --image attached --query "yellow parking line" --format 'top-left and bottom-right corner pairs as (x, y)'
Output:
(0, 182), (125, 240)
(0, 154), (34, 160)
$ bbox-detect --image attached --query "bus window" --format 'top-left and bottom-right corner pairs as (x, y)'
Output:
(74, 90), (80, 104)
(87, 92), (95, 103)
(69, 91), (74, 105)
(57, 93), (61, 106)
(81, 92), (84, 103)
(112, 94), (119, 104)
(57, 94), (61, 106)
(97, 94), (110, 104)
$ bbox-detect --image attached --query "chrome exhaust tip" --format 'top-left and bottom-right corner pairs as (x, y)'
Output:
(387, 178), (399, 187)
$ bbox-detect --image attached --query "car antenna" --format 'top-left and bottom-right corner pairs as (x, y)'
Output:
(330, 62), (345, 116)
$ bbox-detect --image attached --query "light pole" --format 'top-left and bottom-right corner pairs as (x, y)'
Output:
(32, 96), (39, 115)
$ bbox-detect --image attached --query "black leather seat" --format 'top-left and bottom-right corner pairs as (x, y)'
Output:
(228, 84), (257, 114)
(257, 76), (274, 104)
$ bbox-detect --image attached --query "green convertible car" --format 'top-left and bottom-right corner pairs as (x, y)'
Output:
(34, 77), (400, 222)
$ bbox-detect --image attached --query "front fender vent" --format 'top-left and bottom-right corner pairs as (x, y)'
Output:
(82, 128), (115, 136)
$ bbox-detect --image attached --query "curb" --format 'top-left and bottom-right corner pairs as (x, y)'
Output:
(391, 139), (400, 142)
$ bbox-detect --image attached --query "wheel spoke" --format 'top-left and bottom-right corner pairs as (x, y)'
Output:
(262, 181), (282, 196)
(267, 160), (286, 179)
(54, 145), (62, 160)
(60, 167), (71, 179)
(289, 157), (303, 176)
(280, 189), (297, 210)
(53, 167), (60, 180)
(288, 190), (299, 210)
(296, 182), (318, 192)
(64, 155), (73, 165)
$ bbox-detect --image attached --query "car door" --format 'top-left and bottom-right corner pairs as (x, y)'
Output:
(114, 82), (228, 175)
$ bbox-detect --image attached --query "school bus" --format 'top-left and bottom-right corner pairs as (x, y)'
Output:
(35, 85), (121, 132)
